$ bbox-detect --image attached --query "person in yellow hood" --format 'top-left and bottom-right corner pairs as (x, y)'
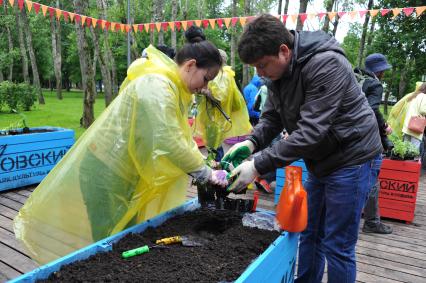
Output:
(14, 33), (227, 264)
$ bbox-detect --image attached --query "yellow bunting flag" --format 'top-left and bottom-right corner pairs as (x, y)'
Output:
(143, 23), (148, 33)
(168, 22), (175, 31)
(307, 13), (316, 21)
(41, 4), (48, 16)
(55, 8), (61, 21)
(111, 22), (116, 32)
(92, 18), (97, 28)
(25, 0), (32, 12)
(416, 6), (426, 16)
(239, 17), (247, 26)
(155, 22), (161, 32)
(348, 11), (357, 21)
(101, 20), (106, 30)
(81, 15), (86, 26)
(392, 8), (401, 18)
(133, 24), (138, 33)
(194, 20), (202, 27)
(69, 12), (75, 22)
(181, 21), (188, 31)
(208, 19), (215, 29)
(8, 0), (13, 7)
(121, 24), (125, 32)
(224, 17), (231, 28)
(288, 14), (298, 25)
(327, 12), (337, 21)
(369, 9), (379, 18)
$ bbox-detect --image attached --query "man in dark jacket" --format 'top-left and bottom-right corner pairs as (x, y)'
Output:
(354, 53), (393, 234)
(222, 14), (382, 283)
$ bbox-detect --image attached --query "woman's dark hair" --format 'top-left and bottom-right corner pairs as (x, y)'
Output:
(238, 14), (294, 64)
(175, 26), (222, 68)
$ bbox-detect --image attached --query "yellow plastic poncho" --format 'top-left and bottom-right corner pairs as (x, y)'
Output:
(388, 82), (424, 138)
(13, 45), (205, 264)
(194, 66), (252, 149)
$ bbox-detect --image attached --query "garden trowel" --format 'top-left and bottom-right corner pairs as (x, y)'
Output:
(156, 235), (206, 247)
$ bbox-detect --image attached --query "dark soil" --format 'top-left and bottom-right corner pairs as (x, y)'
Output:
(0, 128), (55, 136)
(40, 209), (279, 283)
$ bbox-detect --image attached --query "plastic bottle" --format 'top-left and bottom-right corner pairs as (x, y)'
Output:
(276, 166), (308, 232)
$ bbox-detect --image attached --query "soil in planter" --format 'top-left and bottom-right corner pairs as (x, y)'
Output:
(40, 209), (280, 282)
(0, 128), (55, 136)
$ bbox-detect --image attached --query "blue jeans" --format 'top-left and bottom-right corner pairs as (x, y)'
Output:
(363, 155), (383, 226)
(295, 160), (372, 283)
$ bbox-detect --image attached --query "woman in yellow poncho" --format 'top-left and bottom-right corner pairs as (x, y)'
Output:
(14, 35), (227, 264)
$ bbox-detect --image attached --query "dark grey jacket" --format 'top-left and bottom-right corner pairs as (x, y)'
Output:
(250, 31), (382, 177)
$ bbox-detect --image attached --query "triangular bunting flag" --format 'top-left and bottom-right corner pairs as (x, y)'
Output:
(380, 9), (390, 16)
(289, 14), (297, 25)
(208, 19), (215, 29)
(48, 7), (55, 19)
(8, 0), (13, 7)
(202, 19), (209, 28)
(370, 9), (379, 18)
(194, 20), (202, 27)
(348, 11), (357, 20)
(282, 14), (288, 22)
(359, 10), (368, 18)
(55, 9), (62, 21)
(168, 21), (175, 31)
(18, 0), (24, 10)
(0, 0), (3, 6)
(338, 11), (346, 18)
(117, 23), (122, 32)
(155, 22), (161, 32)
(125, 24), (130, 33)
(239, 17), (247, 26)
(97, 19), (103, 29)
(416, 6), (426, 16)
(81, 15), (87, 26)
(25, 0), (33, 13)
(132, 24), (138, 33)
(110, 22), (116, 32)
(182, 21), (188, 31)
(92, 18), (97, 28)
(150, 23), (156, 32)
(120, 24), (125, 32)
(392, 8), (401, 18)
(75, 14), (81, 24)
(105, 21), (110, 31)
(307, 13), (316, 21)
(41, 4), (48, 16)
(69, 12), (75, 22)
(231, 17), (238, 27)
(327, 12), (337, 21)
(63, 11), (69, 22)
(224, 17), (231, 28)
(247, 16), (255, 23)
(317, 12), (326, 20)
(299, 13), (308, 24)
(144, 23), (149, 32)
(175, 21), (181, 31)
(161, 22), (168, 31)
(138, 24), (143, 33)
(187, 20), (194, 28)
(402, 7), (414, 16)
(86, 17), (92, 27)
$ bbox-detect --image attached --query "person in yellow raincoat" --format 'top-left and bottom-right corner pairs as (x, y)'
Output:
(14, 34), (227, 264)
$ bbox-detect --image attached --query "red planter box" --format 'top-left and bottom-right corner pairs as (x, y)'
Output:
(378, 159), (421, 223)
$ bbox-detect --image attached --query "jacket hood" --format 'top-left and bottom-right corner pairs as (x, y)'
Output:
(295, 30), (345, 64)
(353, 67), (376, 79)
(250, 75), (263, 88)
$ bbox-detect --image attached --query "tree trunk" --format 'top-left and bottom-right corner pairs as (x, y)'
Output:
(21, 8), (44, 104)
(15, 8), (29, 83)
(364, 16), (376, 58)
(74, 0), (96, 128)
(242, 0), (251, 88)
(230, 0), (237, 69)
(296, 0), (309, 31)
(322, 0), (335, 33)
(283, 0), (289, 27)
(383, 68), (396, 115)
(156, 0), (165, 45)
(50, 0), (62, 100)
(398, 58), (410, 98)
(150, 1), (156, 44)
(332, 16), (339, 36)
(278, 0), (283, 15)
(0, 70), (3, 82)
(3, 2), (14, 81)
(357, 0), (373, 67)
(171, 0), (177, 49)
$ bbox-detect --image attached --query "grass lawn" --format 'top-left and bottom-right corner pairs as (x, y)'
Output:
(0, 90), (107, 139)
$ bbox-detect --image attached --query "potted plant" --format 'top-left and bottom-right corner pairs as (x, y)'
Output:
(378, 135), (421, 223)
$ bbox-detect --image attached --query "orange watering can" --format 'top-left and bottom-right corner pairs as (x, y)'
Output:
(276, 166), (308, 232)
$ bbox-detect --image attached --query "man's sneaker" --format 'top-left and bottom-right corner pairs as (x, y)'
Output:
(254, 177), (273, 194)
(362, 222), (393, 234)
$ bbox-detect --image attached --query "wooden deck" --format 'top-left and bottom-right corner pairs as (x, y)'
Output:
(1, 174), (426, 283)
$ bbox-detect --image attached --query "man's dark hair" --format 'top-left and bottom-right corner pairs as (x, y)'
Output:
(238, 14), (294, 64)
(156, 44), (176, 59)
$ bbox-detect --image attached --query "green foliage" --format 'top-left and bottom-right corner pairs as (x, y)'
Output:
(16, 82), (37, 111)
(0, 81), (37, 112)
(389, 134), (420, 160)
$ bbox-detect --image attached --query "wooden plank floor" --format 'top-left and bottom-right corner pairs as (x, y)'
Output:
(1, 174), (426, 283)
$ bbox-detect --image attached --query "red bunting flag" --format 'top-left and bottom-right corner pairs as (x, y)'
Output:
(86, 17), (92, 27)
(338, 11), (346, 18)
(63, 11), (69, 22)
(202, 19), (209, 28)
(175, 21), (181, 31)
(282, 14), (288, 22)
(48, 7), (55, 19)
(161, 22), (168, 31)
(317, 12), (326, 20)
(18, 0), (24, 10)
(138, 24), (144, 32)
(402, 7), (414, 16)
(231, 17), (238, 27)
(75, 14), (81, 24)
(187, 20), (193, 28)
(299, 13), (307, 24)
(105, 21), (110, 31)
(0, 0), (3, 7)
(149, 23), (155, 32)
(97, 19), (103, 29)
(381, 9), (390, 16)
(247, 16), (255, 23)
(217, 18), (223, 28)
(359, 10), (368, 18)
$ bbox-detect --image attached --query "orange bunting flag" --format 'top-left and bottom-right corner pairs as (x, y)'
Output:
(26, 0), (32, 13)
(209, 19), (216, 29)
(92, 18), (97, 28)
(348, 11), (358, 20)
(380, 9), (390, 16)
(402, 7), (414, 16)
(370, 9), (379, 18)
(55, 9), (62, 21)
(288, 14), (298, 25)
(327, 12), (337, 21)
(69, 12), (75, 22)
(18, 0), (24, 10)
(416, 6), (426, 16)
(111, 22), (116, 31)
(125, 24), (130, 33)
(41, 4), (48, 16)
(8, 0), (13, 7)
(359, 10), (368, 18)
(224, 17), (231, 28)
(81, 15), (87, 26)
(100, 20), (105, 30)
(168, 21), (175, 31)
(392, 8), (401, 18)
(144, 23), (149, 33)
(194, 20), (202, 27)
(181, 21), (188, 31)
(120, 24), (125, 32)
(133, 24), (138, 33)
(239, 17), (247, 26)
(231, 17), (238, 27)
(202, 19), (209, 28)
(155, 22), (161, 32)
(307, 13), (316, 21)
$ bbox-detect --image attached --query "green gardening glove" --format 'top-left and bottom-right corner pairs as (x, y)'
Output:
(221, 140), (255, 171)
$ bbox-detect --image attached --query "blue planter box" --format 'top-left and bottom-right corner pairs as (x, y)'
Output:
(9, 199), (299, 283)
(0, 127), (74, 191)
(275, 160), (308, 205)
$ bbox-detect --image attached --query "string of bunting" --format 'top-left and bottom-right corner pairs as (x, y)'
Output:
(1, 0), (425, 34)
